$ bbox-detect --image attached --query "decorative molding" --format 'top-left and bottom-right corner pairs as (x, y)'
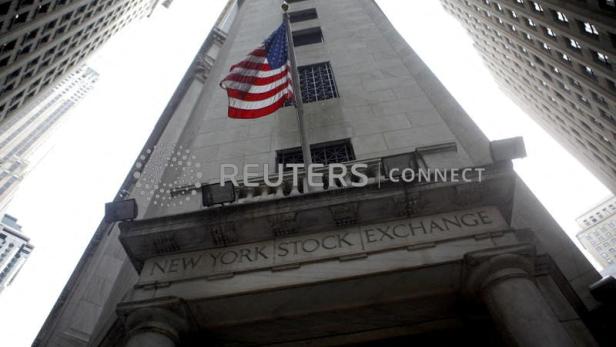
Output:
(194, 53), (215, 81)
(119, 167), (519, 272)
(329, 202), (359, 226)
(455, 182), (490, 207)
(268, 212), (297, 237)
(406, 191), (426, 216)
(152, 234), (180, 255)
(463, 244), (536, 300)
(392, 195), (408, 217)
(117, 298), (191, 344)
(208, 222), (238, 246)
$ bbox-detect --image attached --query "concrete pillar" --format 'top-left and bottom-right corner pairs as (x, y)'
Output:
(466, 253), (575, 347)
(123, 307), (187, 347)
(125, 321), (178, 347)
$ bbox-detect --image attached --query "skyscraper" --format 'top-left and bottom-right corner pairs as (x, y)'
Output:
(441, 0), (616, 194)
(576, 196), (616, 277)
(0, 0), (155, 126)
(0, 213), (33, 294)
(36, 1), (611, 345)
(0, 64), (99, 212)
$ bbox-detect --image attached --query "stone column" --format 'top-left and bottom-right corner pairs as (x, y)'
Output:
(466, 253), (575, 347)
(123, 307), (187, 347)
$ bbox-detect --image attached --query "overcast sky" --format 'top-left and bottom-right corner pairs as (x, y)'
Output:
(0, 1), (611, 346)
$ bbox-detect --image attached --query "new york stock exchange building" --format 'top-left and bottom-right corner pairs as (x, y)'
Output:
(35, 0), (616, 346)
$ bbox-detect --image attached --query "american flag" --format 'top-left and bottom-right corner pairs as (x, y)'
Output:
(220, 22), (294, 119)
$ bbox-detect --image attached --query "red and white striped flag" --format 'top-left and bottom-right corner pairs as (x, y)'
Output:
(220, 22), (294, 119)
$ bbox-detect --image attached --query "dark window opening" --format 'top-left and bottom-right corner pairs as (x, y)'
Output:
(0, 39), (16, 54)
(44, 19), (57, 31)
(599, 0), (616, 11)
(36, 3), (51, 16)
(24, 29), (38, 41)
(0, 2), (10, 15)
(6, 68), (21, 80)
(10, 12), (28, 27)
(276, 139), (355, 168)
(292, 27), (323, 46)
(296, 62), (338, 103)
(577, 20), (600, 37)
(592, 50), (612, 68)
(289, 8), (317, 23)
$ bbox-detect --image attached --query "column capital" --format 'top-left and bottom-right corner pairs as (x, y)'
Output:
(463, 244), (536, 299)
(462, 245), (576, 347)
(117, 297), (191, 344)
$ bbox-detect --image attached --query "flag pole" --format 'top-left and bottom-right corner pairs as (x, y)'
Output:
(282, 2), (313, 178)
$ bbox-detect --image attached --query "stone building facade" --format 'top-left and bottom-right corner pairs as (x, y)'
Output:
(576, 196), (616, 277)
(441, 0), (616, 194)
(0, 0), (154, 126)
(36, 0), (612, 346)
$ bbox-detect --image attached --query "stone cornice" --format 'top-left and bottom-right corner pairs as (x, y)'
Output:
(119, 163), (518, 272)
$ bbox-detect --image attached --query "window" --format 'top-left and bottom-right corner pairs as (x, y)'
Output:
(599, 0), (615, 10)
(581, 64), (596, 79)
(276, 139), (355, 167)
(292, 27), (323, 47)
(10, 12), (28, 27)
(297, 62), (339, 103)
(568, 76), (582, 89)
(577, 94), (590, 105)
(568, 38), (582, 50)
(0, 39), (16, 54)
(552, 10), (568, 23)
(591, 91), (607, 105)
(24, 29), (38, 42)
(289, 8), (318, 23)
(545, 27), (557, 38)
(532, 1), (543, 12)
(0, 2), (10, 15)
(600, 109), (616, 125)
(17, 44), (31, 56)
(6, 68), (21, 81)
(559, 52), (571, 63)
(542, 42), (551, 51)
(557, 80), (570, 91)
(580, 21), (600, 36)
(594, 51), (611, 67)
